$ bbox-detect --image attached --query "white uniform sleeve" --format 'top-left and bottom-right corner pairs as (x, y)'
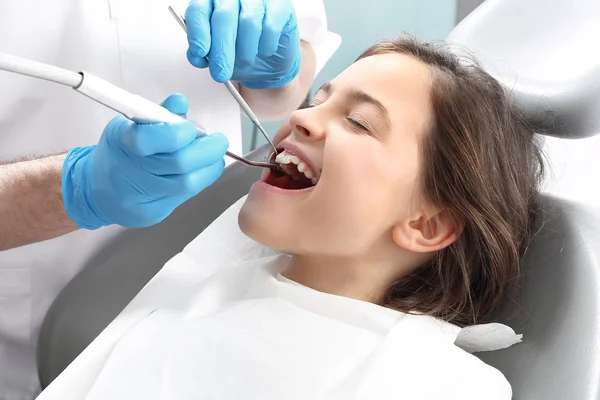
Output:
(291, 0), (342, 77)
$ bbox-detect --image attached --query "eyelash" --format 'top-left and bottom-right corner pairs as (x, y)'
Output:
(346, 117), (368, 131)
(308, 102), (369, 132)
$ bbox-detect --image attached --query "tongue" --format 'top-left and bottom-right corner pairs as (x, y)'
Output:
(265, 173), (312, 190)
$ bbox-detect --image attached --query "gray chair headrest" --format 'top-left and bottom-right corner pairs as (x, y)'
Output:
(447, 0), (600, 138)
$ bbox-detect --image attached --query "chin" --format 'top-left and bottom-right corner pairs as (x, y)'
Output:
(237, 200), (260, 241)
(238, 196), (291, 253)
(238, 193), (310, 254)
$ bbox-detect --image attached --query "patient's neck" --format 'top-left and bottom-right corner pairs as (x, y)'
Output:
(282, 253), (412, 304)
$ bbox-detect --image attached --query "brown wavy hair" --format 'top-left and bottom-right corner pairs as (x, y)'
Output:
(358, 37), (545, 326)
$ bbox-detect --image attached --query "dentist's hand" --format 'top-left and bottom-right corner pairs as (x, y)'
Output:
(185, 0), (301, 90)
(62, 94), (228, 229)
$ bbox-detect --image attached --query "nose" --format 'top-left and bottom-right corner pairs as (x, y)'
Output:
(289, 108), (326, 142)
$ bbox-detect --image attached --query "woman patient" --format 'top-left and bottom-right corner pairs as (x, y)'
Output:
(74, 36), (544, 399)
(243, 35), (543, 327)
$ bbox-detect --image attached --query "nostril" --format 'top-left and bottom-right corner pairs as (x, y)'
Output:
(295, 125), (310, 137)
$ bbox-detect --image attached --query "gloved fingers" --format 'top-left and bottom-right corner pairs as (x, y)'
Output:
(120, 120), (198, 157)
(139, 133), (229, 176)
(185, 0), (213, 67)
(208, 0), (240, 82)
(160, 93), (189, 117)
(235, 0), (264, 69)
(132, 195), (190, 227)
(159, 158), (226, 197)
(259, 0), (293, 58)
(186, 48), (209, 68)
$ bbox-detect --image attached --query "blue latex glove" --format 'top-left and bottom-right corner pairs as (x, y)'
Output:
(62, 94), (229, 230)
(185, 0), (301, 89)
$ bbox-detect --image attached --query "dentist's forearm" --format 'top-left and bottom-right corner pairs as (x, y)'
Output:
(239, 41), (317, 121)
(0, 154), (79, 251)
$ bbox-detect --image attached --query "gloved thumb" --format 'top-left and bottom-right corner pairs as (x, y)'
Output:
(160, 93), (189, 117)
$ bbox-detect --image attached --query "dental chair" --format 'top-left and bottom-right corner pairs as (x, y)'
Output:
(37, 0), (600, 398)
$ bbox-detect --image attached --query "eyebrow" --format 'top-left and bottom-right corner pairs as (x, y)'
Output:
(317, 81), (391, 130)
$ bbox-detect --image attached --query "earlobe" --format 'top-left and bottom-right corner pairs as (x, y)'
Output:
(393, 210), (462, 253)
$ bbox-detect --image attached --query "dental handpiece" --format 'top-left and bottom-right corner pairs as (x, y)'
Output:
(0, 52), (281, 171)
(75, 72), (280, 169)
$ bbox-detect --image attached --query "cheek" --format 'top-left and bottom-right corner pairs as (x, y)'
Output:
(321, 143), (420, 231)
(302, 147), (398, 247)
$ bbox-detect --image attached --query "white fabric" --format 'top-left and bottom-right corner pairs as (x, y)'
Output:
(456, 323), (523, 354)
(0, 1), (339, 398)
(37, 196), (517, 399)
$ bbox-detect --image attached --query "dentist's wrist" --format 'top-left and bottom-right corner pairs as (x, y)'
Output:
(62, 146), (110, 230)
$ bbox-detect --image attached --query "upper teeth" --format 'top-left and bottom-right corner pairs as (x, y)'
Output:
(275, 150), (319, 185)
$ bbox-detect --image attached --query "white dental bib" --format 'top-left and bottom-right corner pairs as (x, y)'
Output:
(82, 255), (511, 399)
(37, 197), (518, 400)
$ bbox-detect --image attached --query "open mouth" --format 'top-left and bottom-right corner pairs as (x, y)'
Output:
(264, 149), (319, 190)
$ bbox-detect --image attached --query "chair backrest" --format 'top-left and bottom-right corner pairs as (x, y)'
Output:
(477, 195), (600, 400)
(447, 0), (600, 398)
(448, 0), (600, 139)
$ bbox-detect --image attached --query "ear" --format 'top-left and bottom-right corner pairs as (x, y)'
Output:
(392, 209), (462, 253)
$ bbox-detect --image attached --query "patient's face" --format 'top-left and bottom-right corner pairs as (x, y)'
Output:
(239, 53), (434, 256)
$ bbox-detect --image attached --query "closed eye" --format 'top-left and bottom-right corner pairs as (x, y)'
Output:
(347, 117), (368, 131)
(307, 98), (379, 138)
(347, 115), (382, 140)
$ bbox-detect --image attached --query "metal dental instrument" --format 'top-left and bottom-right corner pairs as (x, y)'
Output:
(0, 53), (281, 171)
(167, 6), (278, 157)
